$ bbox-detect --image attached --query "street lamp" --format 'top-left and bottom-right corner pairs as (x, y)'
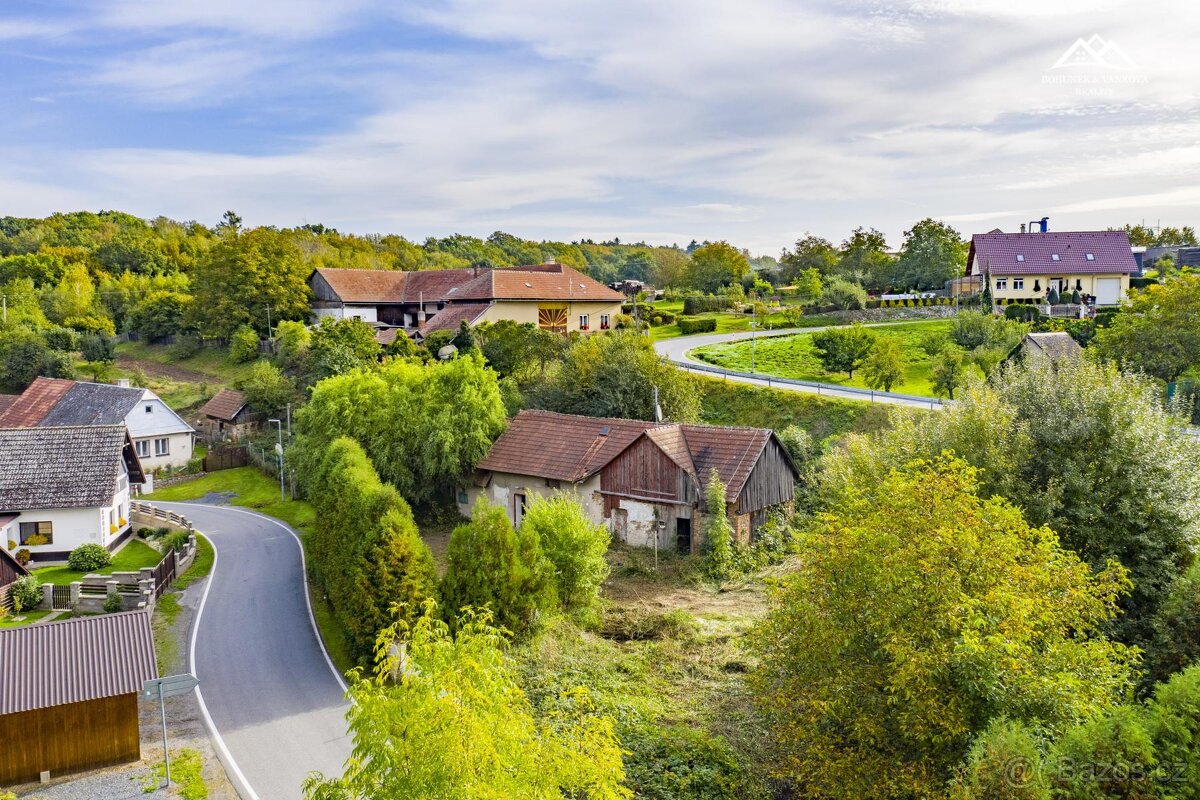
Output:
(268, 418), (284, 501)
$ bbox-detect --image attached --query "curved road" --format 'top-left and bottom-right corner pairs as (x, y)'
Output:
(157, 501), (352, 800)
(653, 321), (946, 409)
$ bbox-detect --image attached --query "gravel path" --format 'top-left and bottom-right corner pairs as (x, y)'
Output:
(15, 766), (168, 799)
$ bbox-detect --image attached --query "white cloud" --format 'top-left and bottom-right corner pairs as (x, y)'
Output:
(88, 38), (279, 104)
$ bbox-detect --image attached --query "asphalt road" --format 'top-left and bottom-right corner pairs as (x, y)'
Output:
(653, 321), (946, 410)
(156, 501), (352, 800)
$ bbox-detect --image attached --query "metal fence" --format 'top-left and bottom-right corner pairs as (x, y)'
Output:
(676, 359), (946, 409)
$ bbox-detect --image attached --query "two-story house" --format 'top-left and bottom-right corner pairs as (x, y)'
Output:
(967, 229), (1135, 306)
(0, 425), (145, 563)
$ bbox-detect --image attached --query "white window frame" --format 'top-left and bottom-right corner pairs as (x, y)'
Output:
(995, 278), (1007, 291)
(154, 437), (170, 457)
(135, 439), (150, 458)
(1013, 278), (1025, 290)
(1051, 253), (1060, 261)
(578, 314), (589, 330)
(600, 314), (610, 330)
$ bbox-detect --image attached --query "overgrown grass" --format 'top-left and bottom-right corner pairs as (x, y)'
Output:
(173, 533), (215, 591)
(145, 747), (208, 799)
(153, 593), (182, 674)
(699, 376), (893, 441)
(690, 319), (954, 396)
(116, 341), (259, 383)
(33, 539), (164, 585)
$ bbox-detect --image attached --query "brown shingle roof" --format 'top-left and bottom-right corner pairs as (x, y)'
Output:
(446, 263), (625, 303)
(420, 303), (492, 335)
(0, 377), (74, 427)
(477, 410), (656, 482)
(0, 425), (137, 510)
(1022, 331), (1083, 361)
(0, 611), (157, 714)
(200, 388), (248, 422)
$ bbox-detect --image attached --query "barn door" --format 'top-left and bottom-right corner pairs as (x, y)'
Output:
(612, 508), (628, 542)
(513, 493), (527, 527)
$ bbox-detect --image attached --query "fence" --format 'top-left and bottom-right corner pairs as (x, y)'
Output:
(677, 359), (947, 410)
(204, 445), (248, 472)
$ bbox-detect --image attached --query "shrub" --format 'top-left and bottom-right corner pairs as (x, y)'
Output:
(137, 526), (155, 539)
(678, 317), (718, 335)
(161, 530), (191, 553)
(103, 594), (124, 613)
(44, 326), (79, 351)
(520, 494), (610, 611)
(169, 335), (203, 359)
(1047, 287), (1060, 305)
(229, 324), (260, 363)
(683, 295), (733, 315)
(621, 722), (757, 800)
(948, 718), (1050, 800)
(1070, 289), (1082, 304)
(10, 574), (42, 613)
(67, 543), (112, 572)
(1048, 706), (1155, 798)
(824, 277), (868, 310)
(14, 548), (30, 566)
(23, 533), (49, 546)
(651, 315), (663, 326)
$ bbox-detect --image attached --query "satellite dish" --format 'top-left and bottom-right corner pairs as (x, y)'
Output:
(437, 344), (458, 360)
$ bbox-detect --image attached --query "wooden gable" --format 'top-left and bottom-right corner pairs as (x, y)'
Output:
(599, 433), (695, 506)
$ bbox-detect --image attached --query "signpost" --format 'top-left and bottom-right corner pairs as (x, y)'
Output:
(143, 673), (199, 787)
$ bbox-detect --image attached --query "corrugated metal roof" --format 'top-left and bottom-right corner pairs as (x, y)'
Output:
(0, 611), (157, 714)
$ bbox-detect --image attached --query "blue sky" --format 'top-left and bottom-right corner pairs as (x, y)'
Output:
(2, 1), (1198, 254)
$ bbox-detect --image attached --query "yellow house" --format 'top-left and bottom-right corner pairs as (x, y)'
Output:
(967, 230), (1135, 306)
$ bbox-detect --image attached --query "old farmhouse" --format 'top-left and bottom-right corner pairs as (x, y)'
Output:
(309, 261), (625, 339)
(464, 410), (798, 553)
(967, 229), (1136, 306)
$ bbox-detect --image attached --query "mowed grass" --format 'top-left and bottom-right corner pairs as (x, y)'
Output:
(33, 538), (164, 585)
(691, 319), (955, 397)
(648, 309), (843, 341)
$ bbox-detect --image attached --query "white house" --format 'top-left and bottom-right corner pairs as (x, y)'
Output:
(0, 425), (145, 564)
(0, 377), (194, 471)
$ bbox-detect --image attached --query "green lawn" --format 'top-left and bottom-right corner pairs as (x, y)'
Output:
(114, 341), (261, 410)
(0, 609), (53, 627)
(691, 319), (960, 397)
(33, 538), (164, 585)
(649, 310), (843, 341)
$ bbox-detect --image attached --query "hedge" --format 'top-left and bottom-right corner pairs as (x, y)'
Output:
(678, 317), (718, 335)
(683, 295), (734, 315)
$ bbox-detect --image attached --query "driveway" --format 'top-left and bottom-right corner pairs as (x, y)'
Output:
(156, 502), (352, 800)
(653, 321), (946, 410)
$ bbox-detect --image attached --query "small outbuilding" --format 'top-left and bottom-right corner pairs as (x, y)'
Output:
(1012, 331), (1083, 365)
(199, 388), (262, 442)
(0, 611), (157, 784)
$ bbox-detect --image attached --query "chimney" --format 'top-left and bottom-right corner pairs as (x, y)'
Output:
(116, 378), (131, 388)
(1020, 223), (1027, 234)
(544, 257), (556, 265)
(417, 291), (426, 329)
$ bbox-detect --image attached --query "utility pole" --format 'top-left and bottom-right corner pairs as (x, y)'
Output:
(750, 305), (757, 372)
(2, 294), (5, 324)
(268, 419), (284, 501)
(265, 304), (273, 340)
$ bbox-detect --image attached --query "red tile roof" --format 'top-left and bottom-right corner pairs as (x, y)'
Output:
(199, 388), (248, 421)
(420, 303), (492, 335)
(0, 377), (74, 427)
(448, 263), (624, 303)
(679, 425), (774, 502)
(969, 231), (1136, 276)
(0, 395), (16, 416)
(313, 268), (409, 303)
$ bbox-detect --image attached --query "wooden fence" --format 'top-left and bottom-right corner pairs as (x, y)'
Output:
(204, 445), (248, 472)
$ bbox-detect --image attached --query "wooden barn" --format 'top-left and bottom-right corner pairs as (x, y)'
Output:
(0, 611), (157, 784)
(465, 410), (798, 553)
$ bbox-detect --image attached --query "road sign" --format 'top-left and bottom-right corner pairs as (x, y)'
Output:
(143, 673), (199, 700)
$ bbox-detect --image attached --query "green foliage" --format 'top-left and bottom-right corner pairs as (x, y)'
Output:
(893, 218), (966, 291)
(532, 331), (700, 422)
(520, 494), (610, 612)
(862, 335), (905, 392)
(1005, 303), (1043, 322)
(307, 437), (437, 665)
(837, 227), (894, 291)
(104, 593), (124, 613)
(10, 575), (42, 613)
(441, 502), (556, 635)
(161, 529), (191, 552)
(930, 345), (967, 398)
(274, 319), (312, 371)
(1144, 665), (1200, 793)
(752, 457), (1135, 800)
(307, 316), (381, 380)
(229, 324), (260, 363)
(294, 355), (506, 508)
(129, 290), (192, 341)
(951, 310), (1026, 351)
(702, 470), (734, 580)
(678, 316), (718, 335)
(1094, 275), (1200, 382)
(688, 241), (750, 293)
(43, 326), (78, 351)
(682, 295), (734, 315)
(236, 360), (296, 416)
(780, 234), (838, 282)
(190, 227), (310, 336)
(149, 748), (207, 800)
(810, 323), (875, 378)
(302, 605), (630, 800)
(67, 543), (112, 571)
(1047, 286), (1061, 305)
(1144, 560), (1200, 686)
(1048, 706), (1156, 799)
(949, 719), (1051, 800)
(822, 276), (868, 310)
(621, 723), (759, 800)
(475, 320), (563, 382)
(80, 332), (115, 368)
(0, 326), (73, 389)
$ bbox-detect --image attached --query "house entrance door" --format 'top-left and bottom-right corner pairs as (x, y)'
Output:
(676, 518), (692, 554)
(513, 493), (527, 527)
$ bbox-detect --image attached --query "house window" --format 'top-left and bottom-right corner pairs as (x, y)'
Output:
(537, 306), (568, 333)
(1016, 254), (1025, 262)
(144, 404), (153, 414)
(600, 314), (610, 330)
(1013, 278), (1025, 290)
(19, 521), (53, 545)
(578, 314), (589, 330)
(1075, 279), (1083, 290)
(1051, 254), (1060, 261)
(1033, 280), (1041, 292)
(1086, 253), (1095, 260)
(154, 438), (170, 456)
(456, 486), (468, 505)
(994, 278), (1007, 291)
(135, 439), (150, 458)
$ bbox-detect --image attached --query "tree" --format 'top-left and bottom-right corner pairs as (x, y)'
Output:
(80, 333), (115, 381)
(237, 360), (297, 416)
(821, 359), (1200, 651)
(519, 494), (610, 612)
(441, 502), (556, 634)
(307, 317), (381, 380)
(190, 227), (310, 336)
(892, 218), (966, 291)
(302, 605), (630, 800)
(273, 320), (312, 372)
(930, 346), (966, 398)
(822, 276), (868, 310)
(779, 234), (838, 283)
(793, 267), (824, 306)
(293, 355), (507, 508)
(41, 263), (96, 324)
(1094, 275), (1200, 383)
(751, 458), (1135, 800)
(1144, 560), (1200, 686)
(649, 248), (690, 288)
(702, 469), (734, 580)
(837, 227), (893, 290)
(0, 327), (72, 390)
(474, 320), (562, 382)
(862, 336), (905, 392)
(533, 331), (700, 422)
(128, 290), (192, 341)
(688, 241), (750, 293)
(229, 325), (260, 363)
(810, 324), (875, 378)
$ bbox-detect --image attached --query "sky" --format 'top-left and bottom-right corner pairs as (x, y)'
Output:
(2, 1), (1198, 255)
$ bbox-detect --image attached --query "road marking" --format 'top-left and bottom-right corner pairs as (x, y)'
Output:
(187, 530), (261, 800)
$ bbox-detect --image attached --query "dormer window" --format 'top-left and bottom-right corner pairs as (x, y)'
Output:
(1015, 254), (1025, 262)
(1086, 253), (1095, 260)
(1051, 254), (1060, 261)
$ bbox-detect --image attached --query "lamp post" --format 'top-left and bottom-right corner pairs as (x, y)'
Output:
(268, 418), (284, 501)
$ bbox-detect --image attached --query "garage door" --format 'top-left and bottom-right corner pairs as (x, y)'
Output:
(1095, 278), (1121, 305)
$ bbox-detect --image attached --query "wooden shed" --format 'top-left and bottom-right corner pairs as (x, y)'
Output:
(199, 388), (263, 442)
(0, 611), (157, 784)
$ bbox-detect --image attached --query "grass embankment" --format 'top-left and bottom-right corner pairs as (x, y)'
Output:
(33, 538), (163, 585)
(699, 375), (894, 440)
(691, 318), (956, 397)
(146, 468), (352, 675)
(113, 341), (259, 410)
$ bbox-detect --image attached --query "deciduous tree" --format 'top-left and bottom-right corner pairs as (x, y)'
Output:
(688, 241), (750, 293)
(862, 335), (905, 392)
(520, 494), (610, 612)
(1094, 275), (1200, 383)
(810, 324), (875, 378)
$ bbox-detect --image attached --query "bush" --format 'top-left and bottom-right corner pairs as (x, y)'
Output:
(621, 722), (758, 800)
(10, 574), (42, 612)
(103, 594), (124, 613)
(823, 277), (868, 310)
(44, 326), (79, 351)
(520, 494), (610, 611)
(14, 548), (30, 566)
(651, 315), (663, 326)
(67, 543), (112, 572)
(683, 295), (733, 315)
(678, 317), (718, 335)
(137, 526), (155, 539)
(949, 719), (1049, 800)
(169, 335), (203, 359)
(160, 530), (191, 553)
(229, 324), (260, 363)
